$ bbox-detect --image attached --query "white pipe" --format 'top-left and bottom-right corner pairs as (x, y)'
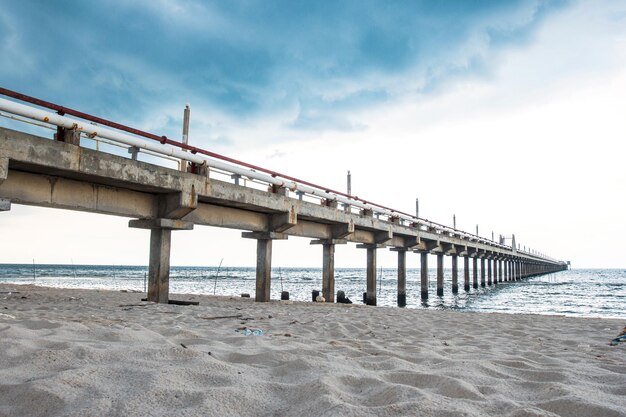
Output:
(0, 97), (416, 223)
(0, 98), (553, 258)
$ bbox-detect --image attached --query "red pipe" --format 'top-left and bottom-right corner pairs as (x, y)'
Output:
(0, 87), (494, 242)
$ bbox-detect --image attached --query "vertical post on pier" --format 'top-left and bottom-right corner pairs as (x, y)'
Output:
(480, 257), (486, 287)
(366, 245), (377, 306)
(147, 228), (172, 303)
(499, 259), (503, 282)
(130, 218), (194, 304)
(472, 256), (478, 289)
(322, 242), (335, 303)
(255, 238), (273, 302)
(436, 253), (444, 297)
(464, 256), (470, 292)
(503, 260), (508, 281)
(397, 249), (407, 307)
(180, 104), (190, 172)
(510, 261), (515, 281)
(243, 231), (287, 302)
(451, 255), (459, 294)
(420, 252), (428, 299)
(487, 258), (492, 285)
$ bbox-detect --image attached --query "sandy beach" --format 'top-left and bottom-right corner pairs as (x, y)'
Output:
(0, 284), (624, 417)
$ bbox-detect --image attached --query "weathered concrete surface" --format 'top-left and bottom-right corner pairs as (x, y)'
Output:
(0, 127), (568, 303)
(0, 198), (9, 211)
(148, 227), (172, 303)
(0, 126), (565, 266)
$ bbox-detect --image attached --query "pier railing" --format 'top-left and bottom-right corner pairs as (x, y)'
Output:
(0, 87), (556, 261)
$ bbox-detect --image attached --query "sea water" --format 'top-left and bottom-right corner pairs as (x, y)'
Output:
(0, 265), (624, 319)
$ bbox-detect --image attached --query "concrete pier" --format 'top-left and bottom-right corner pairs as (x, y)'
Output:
(397, 249), (407, 307)
(255, 238), (273, 302)
(322, 242), (335, 303)
(487, 258), (492, 286)
(366, 245), (377, 306)
(243, 231), (287, 302)
(421, 252), (428, 299)
(464, 257), (470, 292)
(451, 254), (459, 294)
(147, 228), (172, 303)
(0, 125), (569, 305)
(504, 260), (508, 281)
(436, 253), (444, 297)
(480, 257), (486, 287)
(473, 257), (478, 289)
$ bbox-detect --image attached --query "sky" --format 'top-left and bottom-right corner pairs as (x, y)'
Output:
(1, 0), (625, 269)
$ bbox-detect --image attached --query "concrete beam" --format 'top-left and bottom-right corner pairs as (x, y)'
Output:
(0, 170), (156, 218)
(241, 231), (288, 240)
(162, 189), (198, 219)
(331, 219), (354, 239)
(310, 239), (347, 245)
(374, 228), (393, 245)
(129, 218), (194, 230)
(270, 205), (297, 232)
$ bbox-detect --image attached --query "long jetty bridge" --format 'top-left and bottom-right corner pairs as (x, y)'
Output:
(0, 88), (567, 305)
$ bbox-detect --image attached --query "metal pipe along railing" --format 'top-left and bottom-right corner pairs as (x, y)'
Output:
(0, 91), (559, 259)
(0, 97), (421, 224)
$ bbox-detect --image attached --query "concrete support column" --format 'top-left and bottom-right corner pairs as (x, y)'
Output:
(255, 238), (273, 302)
(130, 217), (194, 304)
(505, 260), (510, 281)
(492, 259), (498, 285)
(451, 255), (459, 294)
(473, 257), (478, 289)
(366, 245), (377, 306)
(322, 243), (335, 303)
(397, 250), (407, 307)
(487, 258), (492, 285)
(436, 253), (444, 297)
(421, 252), (429, 299)
(499, 260), (503, 282)
(464, 256), (470, 292)
(0, 198), (10, 212)
(480, 257), (486, 287)
(244, 231), (288, 302)
(147, 228), (172, 303)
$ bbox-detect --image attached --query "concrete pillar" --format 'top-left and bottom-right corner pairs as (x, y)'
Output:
(130, 218), (194, 304)
(451, 255), (459, 294)
(499, 260), (503, 282)
(421, 252), (428, 299)
(480, 257), (486, 287)
(487, 258), (492, 285)
(492, 258), (498, 285)
(464, 256), (470, 292)
(473, 256), (478, 289)
(436, 253), (444, 297)
(504, 260), (509, 281)
(397, 250), (407, 307)
(322, 243), (335, 303)
(0, 198), (10, 212)
(255, 238), (273, 302)
(366, 245), (377, 306)
(147, 228), (171, 303)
